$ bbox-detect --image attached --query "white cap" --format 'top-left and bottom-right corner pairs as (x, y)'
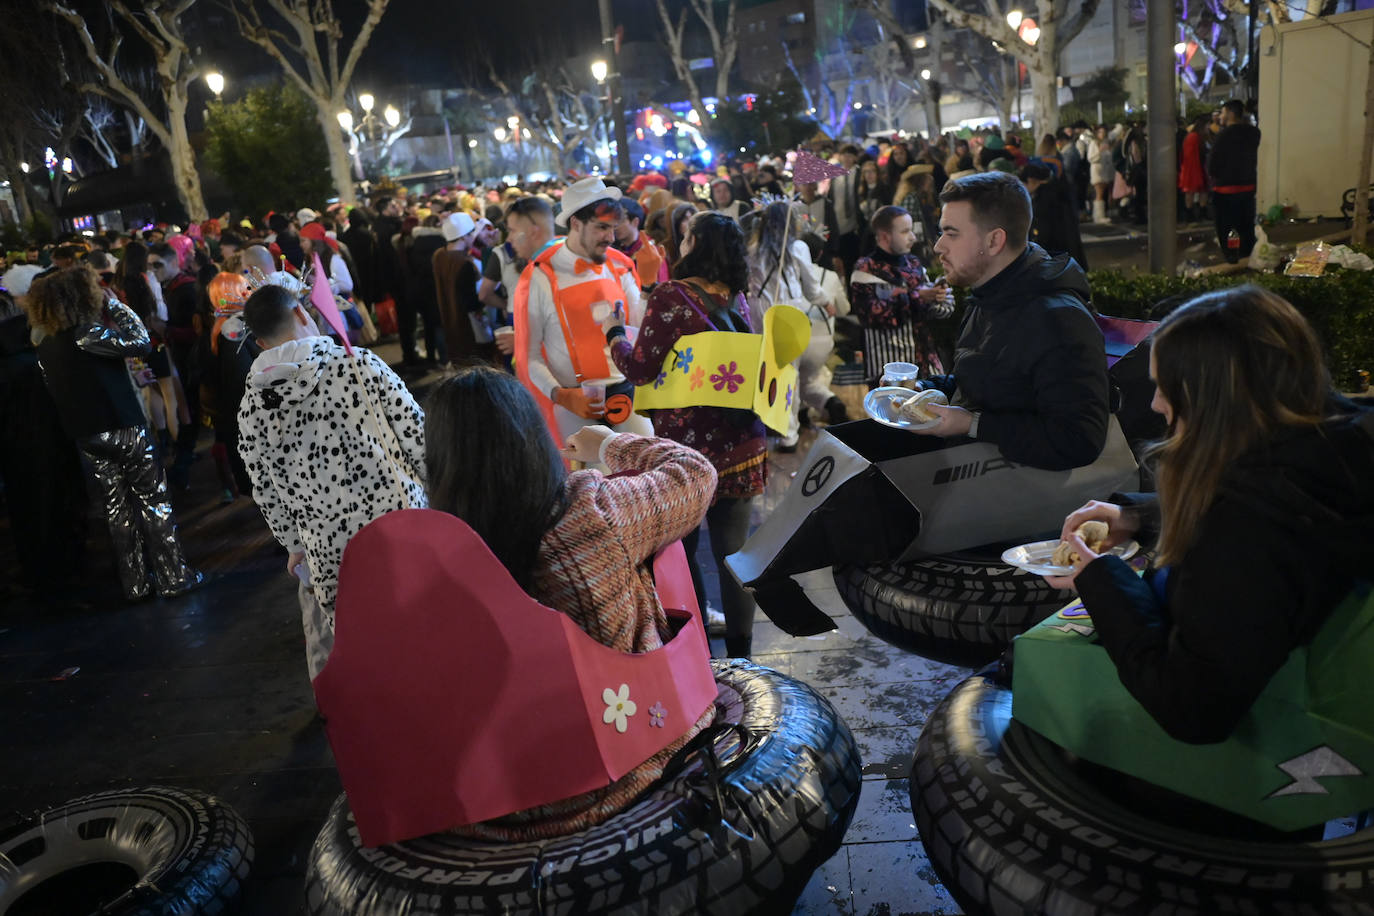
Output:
(555, 177), (623, 229)
(1, 264), (45, 298)
(296, 208), (319, 225)
(441, 212), (476, 242)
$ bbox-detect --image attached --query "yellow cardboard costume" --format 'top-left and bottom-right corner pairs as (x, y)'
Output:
(632, 304), (811, 435)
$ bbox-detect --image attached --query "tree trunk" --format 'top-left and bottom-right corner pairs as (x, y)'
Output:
(166, 97), (208, 222)
(1031, 69), (1059, 134)
(319, 105), (357, 207)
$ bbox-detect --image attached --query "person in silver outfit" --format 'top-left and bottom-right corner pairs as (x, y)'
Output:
(27, 266), (203, 601)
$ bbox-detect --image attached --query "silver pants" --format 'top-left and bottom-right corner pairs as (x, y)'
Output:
(79, 426), (196, 599)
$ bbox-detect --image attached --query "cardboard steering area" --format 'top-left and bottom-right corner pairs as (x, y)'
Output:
(726, 417), (1138, 639)
(910, 585), (1374, 916)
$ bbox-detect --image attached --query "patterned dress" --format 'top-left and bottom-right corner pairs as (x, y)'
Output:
(610, 280), (768, 501)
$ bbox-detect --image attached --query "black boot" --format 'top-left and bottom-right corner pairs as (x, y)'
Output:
(168, 424), (198, 490)
(824, 395), (850, 425)
(723, 636), (752, 659)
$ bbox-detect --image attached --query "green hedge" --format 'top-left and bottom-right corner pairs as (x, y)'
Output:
(922, 265), (1373, 385)
(1086, 268), (1374, 383)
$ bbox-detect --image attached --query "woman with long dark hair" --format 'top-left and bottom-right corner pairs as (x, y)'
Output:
(604, 211), (769, 658)
(28, 267), (201, 601)
(1045, 286), (1374, 743)
(424, 366), (716, 839)
(114, 240), (189, 452)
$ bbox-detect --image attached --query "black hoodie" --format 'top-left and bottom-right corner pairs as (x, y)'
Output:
(927, 242), (1109, 471)
(1077, 400), (1374, 744)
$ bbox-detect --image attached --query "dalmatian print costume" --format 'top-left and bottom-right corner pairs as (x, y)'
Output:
(239, 336), (425, 674)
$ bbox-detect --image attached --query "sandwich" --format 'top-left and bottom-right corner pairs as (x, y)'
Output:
(897, 389), (948, 424)
(1051, 520), (1110, 566)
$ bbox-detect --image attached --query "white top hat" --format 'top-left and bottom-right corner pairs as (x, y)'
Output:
(555, 177), (623, 229)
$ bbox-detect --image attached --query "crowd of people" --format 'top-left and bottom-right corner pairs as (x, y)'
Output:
(4, 95), (1361, 849)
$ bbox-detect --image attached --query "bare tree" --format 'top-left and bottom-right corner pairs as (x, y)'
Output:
(864, 41), (918, 132)
(783, 39), (857, 140)
(82, 98), (124, 169)
(47, 0), (210, 220)
(654, 0), (738, 135)
(228, 0), (390, 206)
(488, 63), (600, 174)
(924, 0), (1102, 131)
(1176, 0), (1254, 98)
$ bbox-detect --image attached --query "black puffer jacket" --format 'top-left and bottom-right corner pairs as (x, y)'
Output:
(1077, 400), (1374, 744)
(927, 243), (1108, 470)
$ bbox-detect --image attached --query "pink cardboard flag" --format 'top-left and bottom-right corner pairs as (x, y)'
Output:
(790, 149), (850, 184)
(309, 250), (352, 355)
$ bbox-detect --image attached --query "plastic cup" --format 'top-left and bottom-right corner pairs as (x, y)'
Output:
(881, 361), (921, 389)
(581, 381), (607, 410)
(493, 325), (514, 341)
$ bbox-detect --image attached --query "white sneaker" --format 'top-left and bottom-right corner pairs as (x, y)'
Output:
(705, 605), (727, 636)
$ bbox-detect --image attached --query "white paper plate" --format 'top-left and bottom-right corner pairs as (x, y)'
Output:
(1001, 539), (1140, 577)
(863, 386), (941, 431)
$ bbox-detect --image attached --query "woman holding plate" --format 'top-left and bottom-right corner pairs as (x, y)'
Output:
(1042, 285), (1374, 745)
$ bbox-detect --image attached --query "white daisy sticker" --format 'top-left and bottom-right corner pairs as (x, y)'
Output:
(602, 684), (637, 733)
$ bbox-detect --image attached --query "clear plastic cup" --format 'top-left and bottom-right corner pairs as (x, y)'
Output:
(581, 381), (607, 410)
(881, 361), (921, 389)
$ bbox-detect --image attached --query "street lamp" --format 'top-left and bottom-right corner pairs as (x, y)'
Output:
(61, 157), (73, 174)
(337, 111), (354, 131)
(1174, 41), (1188, 55)
(1006, 9), (1023, 29)
(359, 93), (375, 113)
(384, 105), (400, 128)
(205, 72), (224, 97)
(19, 162), (29, 173)
(494, 126), (508, 142)
(921, 68), (932, 80)
(467, 138), (478, 148)
(591, 60), (613, 172)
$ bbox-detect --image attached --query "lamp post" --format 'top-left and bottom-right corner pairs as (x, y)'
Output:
(1006, 10), (1039, 129)
(338, 94), (404, 182)
(591, 59), (614, 173)
(507, 115), (524, 176)
(596, 0), (631, 173)
(205, 72), (225, 98)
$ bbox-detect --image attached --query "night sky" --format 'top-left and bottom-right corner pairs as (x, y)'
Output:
(331, 0), (644, 88)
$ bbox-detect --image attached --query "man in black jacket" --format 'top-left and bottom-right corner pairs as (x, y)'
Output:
(1207, 99), (1262, 262)
(914, 171), (1109, 471)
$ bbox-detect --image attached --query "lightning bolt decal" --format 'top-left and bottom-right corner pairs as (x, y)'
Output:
(1266, 746), (1363, 798)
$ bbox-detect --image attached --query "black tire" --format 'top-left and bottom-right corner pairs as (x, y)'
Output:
(834, 548), (1074, 666)
(911, 675), (1374, 915)
(304, 659), (862, 916)
(0, 785), (254, 916)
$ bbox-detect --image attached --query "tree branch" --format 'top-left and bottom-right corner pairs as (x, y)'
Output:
(45, 2), (172, 148)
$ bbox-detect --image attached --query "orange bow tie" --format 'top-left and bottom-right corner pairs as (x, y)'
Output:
(573, 257), (602, 275)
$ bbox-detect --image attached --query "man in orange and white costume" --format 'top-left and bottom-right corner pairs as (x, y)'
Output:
(514, 177), (654, 445)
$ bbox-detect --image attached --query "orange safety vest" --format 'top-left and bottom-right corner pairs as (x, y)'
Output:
(513, 242), (641, 449)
